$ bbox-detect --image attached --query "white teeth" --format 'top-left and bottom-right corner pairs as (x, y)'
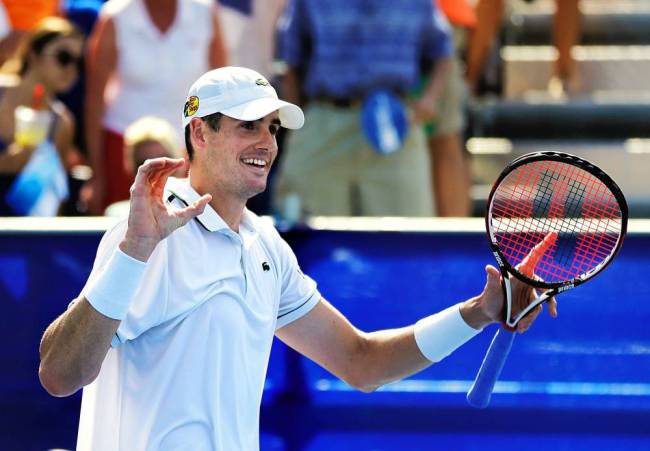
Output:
(242, 158), (267, 167)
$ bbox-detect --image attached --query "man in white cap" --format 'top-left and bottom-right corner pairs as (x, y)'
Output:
(38, 67), (554, 450)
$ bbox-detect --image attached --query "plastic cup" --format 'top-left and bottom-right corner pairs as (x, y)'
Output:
(14, 106), (53, 148)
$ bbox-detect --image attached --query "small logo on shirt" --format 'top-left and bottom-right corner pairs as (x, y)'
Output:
(262, 262), (270, 271)
(255, 78), (270, 87)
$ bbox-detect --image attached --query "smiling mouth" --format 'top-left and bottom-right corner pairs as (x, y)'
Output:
(241, 158), (268, 170)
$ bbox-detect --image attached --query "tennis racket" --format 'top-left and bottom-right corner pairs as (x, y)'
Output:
(466, 151), (628, 408)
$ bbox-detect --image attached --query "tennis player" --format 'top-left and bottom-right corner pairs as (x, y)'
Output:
(38, 66), (556, 450)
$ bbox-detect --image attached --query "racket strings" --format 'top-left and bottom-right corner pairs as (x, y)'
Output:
(490, 160), (623, 283)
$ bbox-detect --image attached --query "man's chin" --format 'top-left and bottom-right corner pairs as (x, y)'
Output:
(244, 184), (267, 200)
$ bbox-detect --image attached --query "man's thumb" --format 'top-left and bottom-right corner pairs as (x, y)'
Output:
(485, 264), (502, 286)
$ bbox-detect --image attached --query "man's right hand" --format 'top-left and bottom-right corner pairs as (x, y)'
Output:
(119, 158), (212, 262)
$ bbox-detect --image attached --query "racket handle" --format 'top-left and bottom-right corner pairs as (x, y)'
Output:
(466, 327), (516, 408)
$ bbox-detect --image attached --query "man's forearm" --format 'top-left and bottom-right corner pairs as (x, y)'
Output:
(356, 298), (491, 392)
(39, 297), (120, 397)
(282, 67), (303, 106)
(421, 57), (452, 105)
(355, 326), (431, 392)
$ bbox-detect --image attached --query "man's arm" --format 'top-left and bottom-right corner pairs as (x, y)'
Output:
(39, 297), (120, 397)
(282, 66), (303, 107)
(411, 0), (454, 124)
(465, 0), (504, 92)
(208, 2), (228, 68)
(276, 266), (555, 393)
(39, 158), (211, 397)
(411, 56), (452, 125)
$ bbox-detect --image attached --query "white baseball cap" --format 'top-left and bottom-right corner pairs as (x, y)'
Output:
(181, 66), (304, 129)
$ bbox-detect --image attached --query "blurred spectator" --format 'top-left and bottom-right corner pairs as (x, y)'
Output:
(0, 17), (83, 216)
(63, 0), (107, 36)
(466, 0), (581, 98)
(548, 0), (581, 97)
(217, 0), (287, 215)
(82, 0), (227, 215)
(0, 2), (11, 63)
(417, 0), (474, 217)
(218, 0), (286, 80)
(274, 0), (452, 217)
(0, 0), (61, 64)
(104, 115), (186, 217)
(58, 0), (106, 155)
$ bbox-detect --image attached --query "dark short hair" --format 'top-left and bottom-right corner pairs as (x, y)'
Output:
(184, 112), (223, 161)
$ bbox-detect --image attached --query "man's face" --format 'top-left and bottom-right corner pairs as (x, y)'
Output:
(198, 112), (280, 200)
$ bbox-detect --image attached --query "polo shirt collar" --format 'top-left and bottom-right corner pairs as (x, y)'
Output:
(164, 177), (259, 245)
(165, 177), (230, 232)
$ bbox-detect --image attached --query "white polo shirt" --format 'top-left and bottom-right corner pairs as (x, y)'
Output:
(76, 178), (321, 451)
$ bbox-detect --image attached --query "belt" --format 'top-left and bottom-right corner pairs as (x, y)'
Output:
(313, 91), (407, 109)
(313, 96), (363, 108)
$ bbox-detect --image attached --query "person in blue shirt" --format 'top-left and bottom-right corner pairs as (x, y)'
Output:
(273, 0), (454, 218)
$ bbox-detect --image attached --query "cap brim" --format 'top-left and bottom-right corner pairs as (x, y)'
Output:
(221, 97), (304, 130)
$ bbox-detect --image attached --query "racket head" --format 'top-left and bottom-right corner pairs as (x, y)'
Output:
(486, 151), (628, 290)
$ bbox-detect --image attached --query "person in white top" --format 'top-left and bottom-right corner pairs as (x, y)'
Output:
(38, 66), (557, 450)
(0, 2), (10, 42)
(218, 0), (286, 80)
(82, 0), (227, 215)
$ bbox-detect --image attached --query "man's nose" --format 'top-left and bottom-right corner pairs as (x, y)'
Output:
(259, 128), (278, 151)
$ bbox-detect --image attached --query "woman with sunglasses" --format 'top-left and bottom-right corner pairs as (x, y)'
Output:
(0, 16), (83, 216)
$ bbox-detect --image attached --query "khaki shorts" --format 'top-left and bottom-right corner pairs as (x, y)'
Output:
(273, 102), (434, 217)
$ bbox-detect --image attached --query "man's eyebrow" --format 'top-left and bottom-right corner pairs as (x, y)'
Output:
(242, 118), (281, 125)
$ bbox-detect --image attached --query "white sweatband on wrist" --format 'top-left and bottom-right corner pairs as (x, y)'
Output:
(414, 303), (482, 363)
(85, 248), (147, 320)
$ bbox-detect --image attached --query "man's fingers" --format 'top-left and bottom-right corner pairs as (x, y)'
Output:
(146, 158), (185, 186)
(516, 297), (558, 333)
(131, 158), (185, 199)
(519, 232), (558, 276)
(516, 304), (542, 333)
(151, 161), (186, 198)
(548, 297), (558, 318)
(133, 158), (182, 186)
(174, 194), (212, 222)
(485, 264), (502, 286)
(517, 305), (542, 332)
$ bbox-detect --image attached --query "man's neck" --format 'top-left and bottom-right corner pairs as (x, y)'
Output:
(207, 192), (246, 233)
(189, 177), (245, 232)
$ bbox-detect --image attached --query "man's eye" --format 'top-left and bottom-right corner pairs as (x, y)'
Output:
(270, 125), (280, 135)
(242, 122), (255, 130)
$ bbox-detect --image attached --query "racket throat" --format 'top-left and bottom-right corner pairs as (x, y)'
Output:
(504, 286), (554, 329)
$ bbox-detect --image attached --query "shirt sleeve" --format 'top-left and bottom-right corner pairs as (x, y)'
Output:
(421, 0), (453, 60)
(278, 0), (307, 67)
(274, 233), (321, 330)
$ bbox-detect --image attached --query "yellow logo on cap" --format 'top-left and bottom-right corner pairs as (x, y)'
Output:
(184, 96), (200, 118)
(255, 78), (270, 87)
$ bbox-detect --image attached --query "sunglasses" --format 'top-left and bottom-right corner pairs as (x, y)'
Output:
(51, 49), (83, 71)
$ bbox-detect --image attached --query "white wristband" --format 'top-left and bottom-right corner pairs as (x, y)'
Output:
(414, 303), (482, 363)
(85, 248), (147, 320)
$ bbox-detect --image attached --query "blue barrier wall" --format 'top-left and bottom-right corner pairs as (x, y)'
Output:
(1, 219), (649, 450)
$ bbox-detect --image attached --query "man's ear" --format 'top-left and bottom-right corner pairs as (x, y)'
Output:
(190, 118), (207, 150)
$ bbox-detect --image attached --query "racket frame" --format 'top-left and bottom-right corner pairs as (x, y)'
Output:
(486, 151), (628, 327)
